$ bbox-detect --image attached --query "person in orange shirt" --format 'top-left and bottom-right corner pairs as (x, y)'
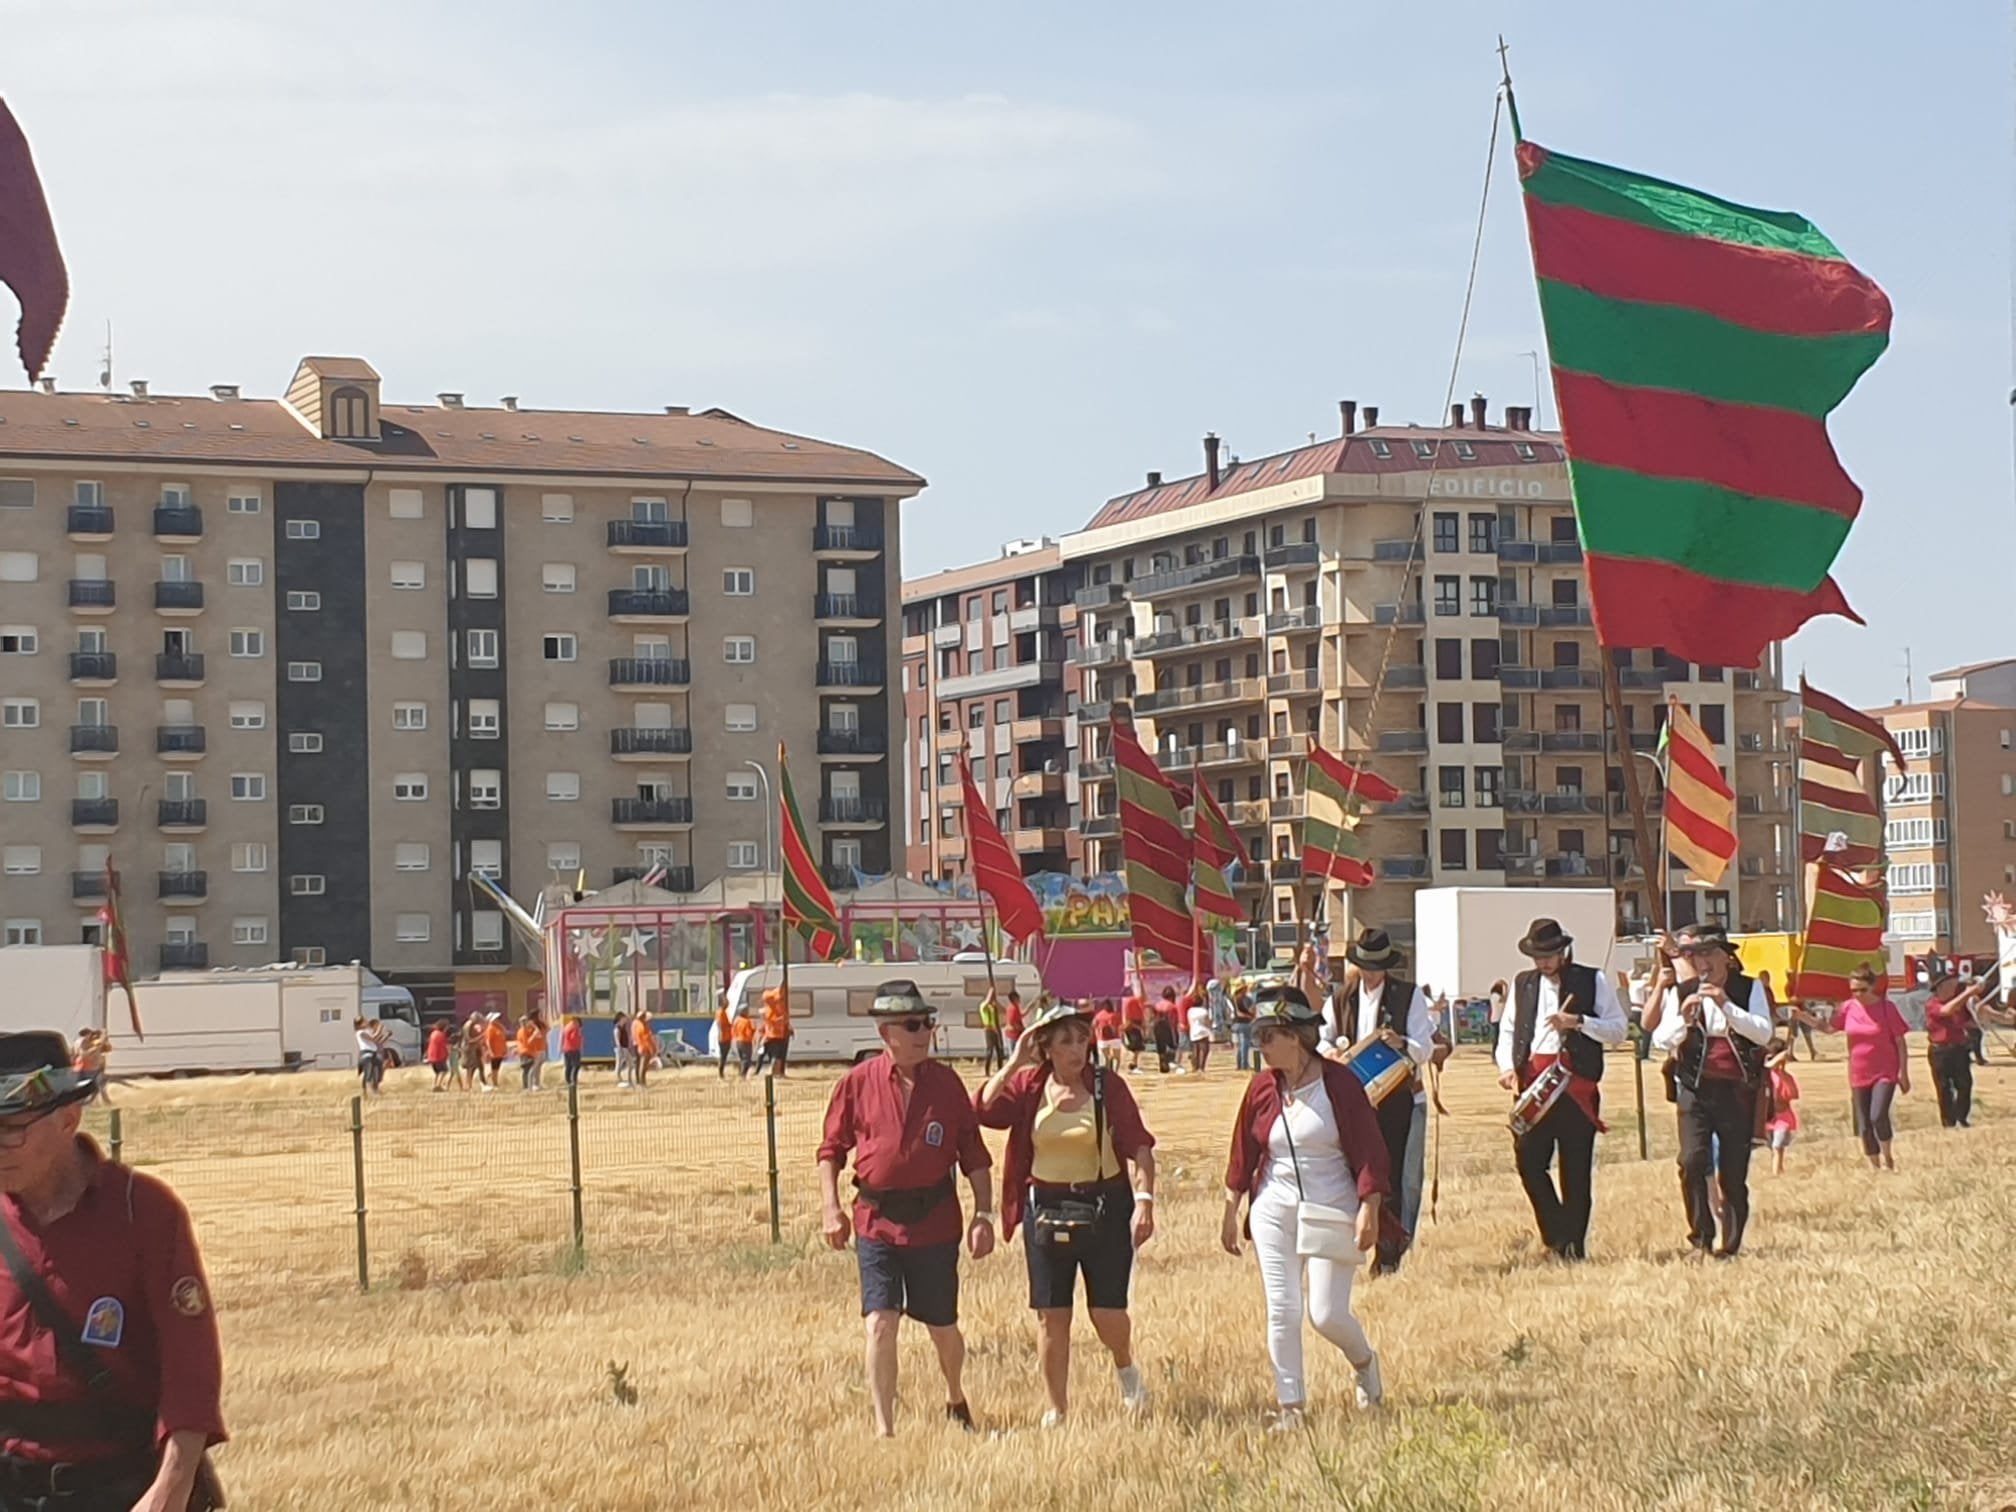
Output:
(759, 986), (793, 1078)
(517, 1012), (549, 1092)
(714, 995), (734, 1080)
(631, 1014), (657, 1089)
(560, 1013), (585, 1086)
(482, 1013), (508, 1092)
(731, 1011), (758, 1078)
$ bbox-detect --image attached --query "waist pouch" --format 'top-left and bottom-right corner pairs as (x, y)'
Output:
(1029, 1177), (1127, 1251)
(855, 1176), (954, 1226)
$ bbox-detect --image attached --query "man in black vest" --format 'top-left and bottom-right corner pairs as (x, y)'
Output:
(1495, 918), (1627, 1261)
(1648, 924), (1774, 1258)
(1332, 928), (1433, 1275)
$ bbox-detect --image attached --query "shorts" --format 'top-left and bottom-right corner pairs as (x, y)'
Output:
(1769, 1126), (1795, 1151)
(1097, 1040), (1123, 1058)
(1123, 1027), (1145, 1052)
(427, 1058), (449, 1075)
(1024, 1181), (1135, 1312)
(460, 1049), (482, 1071)
(856, 1238), (960, 1327)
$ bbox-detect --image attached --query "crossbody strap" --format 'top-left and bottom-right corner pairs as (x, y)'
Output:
(1277, 1072), (1308, 1202)
(0, 1208), (120, 1400)
(1091, 1065), (1109, 1183)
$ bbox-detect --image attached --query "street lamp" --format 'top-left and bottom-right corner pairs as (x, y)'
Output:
(743, 759), (775, 898)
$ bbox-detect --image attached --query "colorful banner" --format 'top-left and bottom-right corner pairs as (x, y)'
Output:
(1028, 872), (1131, 940)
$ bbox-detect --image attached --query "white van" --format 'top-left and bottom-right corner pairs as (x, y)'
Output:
(724, 960), (1044, 1063)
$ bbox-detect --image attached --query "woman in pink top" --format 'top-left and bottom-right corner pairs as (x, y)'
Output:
(1801, 966), (1910, 1170)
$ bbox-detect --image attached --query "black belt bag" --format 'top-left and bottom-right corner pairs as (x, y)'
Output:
(1030, 1069), (1114, 1253)
(855, 1176), (954, 1226)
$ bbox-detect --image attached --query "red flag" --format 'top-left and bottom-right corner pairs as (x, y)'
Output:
(97, 860), (141, 1036)
(955, 753), (1044, 944)
(0, 100), (68, 382)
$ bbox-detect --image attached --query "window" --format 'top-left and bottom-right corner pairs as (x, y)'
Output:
(387, 630), (429, 662)
(3, 921), (42, 947)
(285, 590), (321, 611)
(229, 628), (264, 658)
(2, 772), (38, 802)
(1436, 703), (1465, 743)
(394, 842), (431, 872)
(545, 842), (579, 872)
(467, 629), (499, 667)
(1469, 576), (1497, 617)
(544, 772), (579, 801)
(1431, 513), (1458, 554)
(469, 770), (502, 808)
(231, 917), (269, 946)
(723, 568), (756, 596)
(226, 489), (261, 515)
(1477, 828), (1505, 870)
(541, 494), (574, 523)
(394, 773), (428, 801)
(543, 634), (577, 662)
(1889, 910), (1949, 941)
(470, 840), (503, 877)
(1435, 639), (1463, 679)
(227, 558), (263, 586)
(1892, 726), (1942, 760)
(544, 701), (579, 731)
(1411, 440), (1437, 460)
(1437, 766), (1465, 808)
(1883, 772), (1946, 804)
(1699, 704), (1726, 744)
(288, 804), (325, 825)
(1884, 818), (1949, 848)
(284, 519), (321, 540)
(292, 947), (327, 967)
(471, 912), (505, 951)
(288, 731), (323, 753)
(1468, 513), (1495, 554)
(1889, 862), (1950, 895)
(727, 840), (761, 870)
(1440, 829), (1468, 870)
(76, 697), (109, 729)
(0, 479), (33, 512)
(1474, 766), (1502, 807)
(1, 699), (38, 728)
(542, 563), (575, 593)
(230, 773), (267, 801)
(76, 771), (109, 801)
(462, 488), (498, 530)
(0, 552), (35, 581)
(721, 497), (753, 528)
(464, 559), (498, 598)
(160, 554), (192, 585)
(286, 661), (321, 682)
(388, 488), (424, 520)
(1472, 703), (1502, 743)
(0, 627), (36, 655)
(1, 846), (41, 875)
(631, 497), (669, 523)
(395, 913), (432, 943)
(392, 702), (427, 731)
(1550, 577), (1580, 606)
(1471, 638), (1500, 679)
(725, 703), (757, 732)
(289, 874), (326, 896)
(468, 699), (501, 738)
(727, 773), (759, 801)
(724, 635), (756, 664)
(391, 561), (426, 590)
(1433, 576), (1461, 616)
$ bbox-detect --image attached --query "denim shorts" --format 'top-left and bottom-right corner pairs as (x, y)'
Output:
(857, 1238), (960, 1327)
(1024, 1180), (1134, 1312)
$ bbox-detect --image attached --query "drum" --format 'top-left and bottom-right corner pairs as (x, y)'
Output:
(1340, 1032), (1412, 1107)
(1508, 1060), (1571, 1139)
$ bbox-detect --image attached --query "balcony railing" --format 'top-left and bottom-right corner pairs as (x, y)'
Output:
(814, 593), (883, 619)
(817, 728), (887, 756)
(1072, 640), (1125, 667)
(157, 725), (207, 755)
(153, 506), (203, 538)
(1538, 542), (1584, 565)
(1131, 555), (1261, 599)
(1497, 540), (1539, 563)
(1266, 605), (1322, 635)
(824, 864), (862, 891)
(1077, 701), (1113, 724)
(1270, 858), (1303, 882)
(1500, 667), (1539, 689)
(1539, 731), (1602, 753)
(1078, 756), (1115, 780)
(1267, 669), (1320, 696)
(1081, 815), (1120, 838)
(1384, 665), (1427, 690)
(817, 661), (880, 687)
(158, 870), (209, 900)
(70, 798), (119, 828)
(71, 871), (107, 901)
(1377, 731), (1429, 753)
(68, 579), (115, 609)
(1542, 792), (1606, 815)
(611, 797), (694, 825)
(1380, 857), (1431, 880)
(611, 865), (697, 892)
(605, 519), (689, 550)
(610, 727), (694, 756)
(154, 581), (205, 611)
(1381, 793), (1432, 816)
(607, 588), (690, 618)
(1371, 539), (1424, 564)
(814, 523), (883, 552)
(1496, 604), (1539, 626)
(607, 657), (691, 687)
(1617, 667), (1677, 689)
(159, 942), (210, 970)
(1135, 677), (1266, 715)
(159, 799), (209, 828)
(156, 652), (206, 682)
(1538, 605), (1593, 627)
(69, 651), (117, 681)
(819, 798), (889, 824)
(1374, 602), (1425, 625)
(66, 504), (114, 535)
(1540, 667), (1598, 690)
(1133, 620), (1252, 658)
(1263, 542), (1321, 570)
(69, 724), (118, 754)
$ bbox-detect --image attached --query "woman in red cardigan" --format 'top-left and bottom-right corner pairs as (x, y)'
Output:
(1222, 982), (1392, 1430)
(977, 999), (1157, 1427)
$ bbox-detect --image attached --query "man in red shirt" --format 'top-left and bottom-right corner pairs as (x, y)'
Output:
(0, 1031), (225, 1510)
(1152, 986), (1182, 1074)
(818, 981), (996, 1437)
(1119, 990), (1148, 1072)
(1003, 990), (1026, 1054)
(1923, 973), (2009, 1128)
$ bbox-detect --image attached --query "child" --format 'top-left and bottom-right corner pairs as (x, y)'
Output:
(426, 1020), (453, 1091)
(1765, 1039), (1800, 1176)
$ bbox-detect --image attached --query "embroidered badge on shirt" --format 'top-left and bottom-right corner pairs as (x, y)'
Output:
(171, 1277), (208, 1318)
(923, 1120), (944, 1147)
(81, 1296), (124, 1348)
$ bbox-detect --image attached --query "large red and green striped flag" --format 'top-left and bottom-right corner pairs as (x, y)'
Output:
(1303, 744), (1402, 890)
(956, 751), (1044, 944)
(1517, 137), (1889, 670)
(1190, 780), (1247, 924)
(777, 744), (845, 962)
(1111, 714), (1194, 973)
(1798, 677), (1904, 869)
(1792, 863), (1888, 1002)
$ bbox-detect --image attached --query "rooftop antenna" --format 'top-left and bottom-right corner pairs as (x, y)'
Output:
(1520, 350), (1545, 427)
(1903, 646), (1914, 703)
(98, 322), (112, 391)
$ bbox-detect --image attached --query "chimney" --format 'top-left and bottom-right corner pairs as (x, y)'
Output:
(664, 405), (690, 415)
(1363, 405), (1380, 428)
(1339, 399), (1357, 435)
(500, 396), (519, 412)
(1471, 393), (1488, 429)
(37, 377), (53, 394)
(1450, 403), (1465, 428)
(438, 392), (464, 409)
(129, 379), (149, 398)
(1203, 432), (1221, 491)
(1145, 471), (1163, 488)
(209, 384), (239, 401)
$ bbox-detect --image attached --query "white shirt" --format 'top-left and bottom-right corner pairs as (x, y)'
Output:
(1187, 1003), (1212, 1041)
(1326, 977), (1435, 1105)
(1650, 976), (1775, 1053)
(1259, 1075), (1358, 1209)
(1495, 970), (1628, 1075)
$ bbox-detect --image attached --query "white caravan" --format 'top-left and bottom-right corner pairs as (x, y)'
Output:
(723, 959), (1044, 1063)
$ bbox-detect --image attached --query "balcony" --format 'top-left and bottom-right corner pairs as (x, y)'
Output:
(1496, 604), (1539, 626)
(607, 588), (690, 621)
(1538, 542), (1584, 565)
(70, 798), (119, 830)
(69, 651), (117, 684)
(1008, 603), (1059, 633)
(66, 504), (114, 539)
(71, 871), (107, 902)
(158, 870), (209, 902)
(819, 798), (888, 827)
(1384, 665), (1428, 690)
(1228, 798), (1270, 826)
(1082, 815), (1120, 839)
(939, 660), (1063, 701)
(1271, 858), (1303, 882)
(608, 657), (691, 689)
(610, 727), (695, 759)
(813, 523), (883, 554)
(1135, 676), (1266, 715)
(1377, 731), (1428, 754)
(824, 864), (862, 891)
(1077, 701), (1113, 725)
(1501, 730), (1540, 753)
(611, 797), (695, 829)
(1268, 733), (1311, 760)
(156, 725), (207, 758)
(159, 942), (210, 970)
(1014, 826), (1067, 854)
(1540, 730), (1602, 753)
(1501, 789), (1544, 814)
(1010, 770), (1064, 800)
(1499, 667), (1539, 690)
(813, 592), (884, 622)
(1266, 605), (1322, 635)
(1010, 716), (1065, 744)
(153, 505), (203, 540)
(931, 623), (963, 649)
(612, 865), (697, 893)
(1735, 670), (1790, 699)
(1380, 793), (1432, 818)
(1618, 667), (1677, 690)
(817, 660), (883, 691)
(605, 519), (689, 552)
(1538, 605), (1593, 628)
(1380, 857), (1431, 880)
(1183, 738), (1265, 769)
(1267, 669), (1320, 697)
(68, 579), (115, 612)
(817, 728), (887, 758)
(1264, 542), (1321, 571)
(156, 652), (206, 685)
(1540, 667), (1598, 690)
(154, 581), (205, 614)
(158, 799), (208, 830)
(1371, 540), (1424, 565)
(1497, 539), (1538, 564)
(1738, 793), (1790, 817)
(1270, 794), (1307, 820)
(1074, 581), (1126, 611)
(1072, 640), (1125, 668)
(1132, 555), (1261, 599)
(69, 724), (118, 757)
(1134, 619), (1253, 659)
(1078, 756), (1115, 781)
(1609, 793), (1666, 816)
(1542, 792), (1606, 815)
(937, 836), (968, 863)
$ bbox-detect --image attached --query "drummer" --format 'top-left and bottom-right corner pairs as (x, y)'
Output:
(1328, 928), (1434, 1276)
(1495, 917), (1627, 1262)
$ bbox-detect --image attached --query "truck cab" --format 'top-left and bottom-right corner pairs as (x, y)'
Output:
(360, 973), (423, 1065)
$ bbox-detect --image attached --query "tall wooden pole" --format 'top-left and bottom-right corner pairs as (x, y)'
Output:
(1602, 650), (1668, 936)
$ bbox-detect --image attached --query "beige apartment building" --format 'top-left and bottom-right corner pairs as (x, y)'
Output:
(1056, 398), (1797, 958)
(0, 359), (919, 995)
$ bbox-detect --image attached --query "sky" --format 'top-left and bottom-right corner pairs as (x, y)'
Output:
(3, 0), (2007, 708)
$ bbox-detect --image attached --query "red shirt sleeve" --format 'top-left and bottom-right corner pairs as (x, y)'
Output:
(816, 1071), (856, 1166)
(1223, 1076), (1262, 1195)
(953, 1088), (992, 1176)
(1325, 1064), (1392, 1201)
(136, 1181), (226, 1448)
(974, 1066), (1036, 1131)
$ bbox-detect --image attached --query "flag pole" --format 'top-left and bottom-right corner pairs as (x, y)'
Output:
(777, 742), (790, 1038)
(1190, 751), (1204, 989)
(1602, 644), (1668, 940)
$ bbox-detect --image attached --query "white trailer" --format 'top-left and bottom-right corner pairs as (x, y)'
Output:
(1413, 887), (1620, 1005)
(104, 965), (421, 1075)
(725, 959), (1044, 1063)
(0, 945), (106, 1041)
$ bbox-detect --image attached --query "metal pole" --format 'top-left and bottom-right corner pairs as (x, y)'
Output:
(567, 1081), (585, 1261)
(1602, 654), (1668, 936)
(1632, 1024), (1649, 1161)
(349, 1095), (369, 1293)
(763, 1073), (782, 1245)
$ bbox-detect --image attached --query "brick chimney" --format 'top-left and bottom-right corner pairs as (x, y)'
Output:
(1339, 399), (1357, 435)
(1146, 471), (1163, 488)
(1450, 403), (1465, 428)
(1204, 433), (1221, 491)
(1363, 405), (1380, 428)
(1471, 393), (1488, 429)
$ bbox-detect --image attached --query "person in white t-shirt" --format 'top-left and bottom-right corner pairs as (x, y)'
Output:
(1186, 992), (1214, 1074)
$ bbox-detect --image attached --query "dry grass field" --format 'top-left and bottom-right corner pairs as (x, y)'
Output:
(89, 1042), (2016, 1511)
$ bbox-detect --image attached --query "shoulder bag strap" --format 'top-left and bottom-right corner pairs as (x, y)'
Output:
(1277, 1073), (1307, 1202)
(0, 1208), (120, 1398)
(1091, 1065), (1109, 1182)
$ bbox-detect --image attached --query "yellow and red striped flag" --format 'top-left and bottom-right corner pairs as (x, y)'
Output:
(1660, 697), (1736, 886)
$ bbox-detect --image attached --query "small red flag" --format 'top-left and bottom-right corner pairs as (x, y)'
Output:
(956, 752), (1044, 945)
(97, 860), (142, 1037)
(0, 100), (68, 382)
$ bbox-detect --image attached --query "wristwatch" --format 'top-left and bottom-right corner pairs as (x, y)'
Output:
(972, 1211), (997, 1226)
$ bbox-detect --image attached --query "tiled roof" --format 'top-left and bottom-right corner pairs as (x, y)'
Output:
(1929, 659), (2016, 679)
(902, 543), (1062, 603)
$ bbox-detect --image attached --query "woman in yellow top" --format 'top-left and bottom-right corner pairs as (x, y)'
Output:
(976, 1000), (1157, 1426)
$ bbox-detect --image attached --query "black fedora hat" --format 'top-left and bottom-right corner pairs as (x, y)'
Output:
(1517, 918), (1574, 957)
(1345, 927), (1404, 972)
(1675, 923), (1734, 955)
(0, 1032), (96, 1118)
(867, 980), (934, 1019)
(1251, 981), (1324, 1028)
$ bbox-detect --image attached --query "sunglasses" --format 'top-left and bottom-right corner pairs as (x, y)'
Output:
(892, 1017), (935, 1034)
(0, 1100), (68, 1148)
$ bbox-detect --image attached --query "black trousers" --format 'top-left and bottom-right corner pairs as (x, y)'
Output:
(1968, 1025), (1988, 1065)
(1929, 1044), (1974, 1127)
(1372, 1092), (1415, 1271)
(1515, 1096), (1596, 1259)
(982, 1028), (1007, 1073)
(1676, 1077), (1757, 1254)
(1152, 1020), (1176, 1073)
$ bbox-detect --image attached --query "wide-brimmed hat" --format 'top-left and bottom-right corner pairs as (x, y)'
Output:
(0, 1032), (97, 1118)
(868, 980), (933, 1019)
(1251, 982), (1324, 1029)
(1518, 917), (1574, 957)
(1027, 1000), (1091, 1037)
(1345, 927), (1404, 972)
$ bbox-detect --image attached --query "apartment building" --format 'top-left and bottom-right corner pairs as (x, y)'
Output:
(0, 360), (920, 988)
(900, 540), (1081, 881)
(1872, 659), (2016, 958)
(1057, 397), (1796, 959)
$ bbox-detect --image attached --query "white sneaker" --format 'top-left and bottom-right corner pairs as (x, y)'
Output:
(1266, 1406), (1306, 1434)
(1040, 1409), (1065, 1430)
(1354, 1353), (1384, 1410)
(1117, 1364), (1148, 1413)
